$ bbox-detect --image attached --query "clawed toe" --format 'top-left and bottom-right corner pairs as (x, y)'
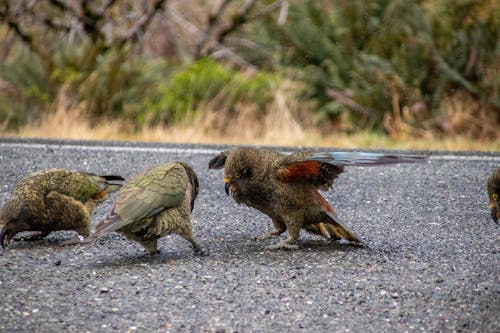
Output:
(265, 242), (299, 251)
(145, 249), (161, 256)
(194, 248), (208, 256)
(256, 231), (283, 241)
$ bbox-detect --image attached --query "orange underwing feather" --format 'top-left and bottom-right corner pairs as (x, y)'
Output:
(92, 189), (107, 200)
(279, 161), (320, 183)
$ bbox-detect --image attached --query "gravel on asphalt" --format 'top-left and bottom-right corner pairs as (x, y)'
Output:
(0, 138), (498, 332)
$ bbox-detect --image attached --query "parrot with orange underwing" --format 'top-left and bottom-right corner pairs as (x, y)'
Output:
(487, 167), (500, 224)
(0, 168), (124, 249)
(87, 162), (205, 256)
(209, 147), (427, 250)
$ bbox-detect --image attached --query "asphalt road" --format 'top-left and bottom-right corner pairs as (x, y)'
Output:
(0, 138), (498, 333)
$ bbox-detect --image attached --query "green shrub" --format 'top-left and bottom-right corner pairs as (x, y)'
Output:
(144, 58), (279, 125)
(0, 43), (278, 130)
(0, 40), (173, 129)
(250, 0), (499, 133)
(0, 44), (50, 129)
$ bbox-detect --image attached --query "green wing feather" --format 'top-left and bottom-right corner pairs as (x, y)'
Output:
(91, 163), (187, 238)
(116, 163), (186, 221)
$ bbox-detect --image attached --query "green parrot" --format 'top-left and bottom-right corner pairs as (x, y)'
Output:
(0, 168), (124, 248)
(487, 167), (500, 224)
(88, 162), (205, 255)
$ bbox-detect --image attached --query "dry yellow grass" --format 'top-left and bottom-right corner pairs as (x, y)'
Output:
(5, 106), (499, 151)
(3, 82), (499, 152)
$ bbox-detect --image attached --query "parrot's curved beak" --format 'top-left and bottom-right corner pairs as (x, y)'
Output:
(224, 178), (232, 196)
(490, 202), (499, 225)
(0, 227), (10, 249)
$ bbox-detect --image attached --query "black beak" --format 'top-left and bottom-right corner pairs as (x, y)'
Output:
(224, 178), (232, 196)
(0, 227), (8, 249)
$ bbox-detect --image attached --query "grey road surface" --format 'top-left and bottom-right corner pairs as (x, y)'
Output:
(0, 138), (498, 332)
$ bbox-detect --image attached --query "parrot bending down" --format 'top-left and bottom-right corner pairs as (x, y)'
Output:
(209, 147), (427, 250)
(487, 168), (500, 224)
(0, 168), (124, 249)
(88, 162), (205, 256)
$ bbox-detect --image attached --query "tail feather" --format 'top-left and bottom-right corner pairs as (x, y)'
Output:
(208, 151), (229, 169)
(323, 211), (361, 243)
(88, 210), (130, 243)
(304, 222), (341, 240)
(102, 175), (126, 181)
(308, 152), (426, 166)
(101, 175), (125, 187)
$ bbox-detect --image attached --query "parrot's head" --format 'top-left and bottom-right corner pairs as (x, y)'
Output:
(487, 168), (500, 225)
(223, 149), (255, 199)
(0, 202), (31, 249)
(0, 223), (13, 249)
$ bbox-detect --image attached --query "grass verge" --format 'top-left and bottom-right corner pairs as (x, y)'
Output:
(3, 107), (499, 151)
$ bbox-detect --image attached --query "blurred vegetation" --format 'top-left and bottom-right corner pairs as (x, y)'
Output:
(0, 0), (498, 141)
(146, 58), (278, 126)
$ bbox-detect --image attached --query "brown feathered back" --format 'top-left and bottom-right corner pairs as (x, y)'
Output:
(0, 168), (124, 248)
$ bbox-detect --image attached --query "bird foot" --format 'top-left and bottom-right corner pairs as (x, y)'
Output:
(256, 231), (284, 241)
(59, 235), (86, 246)
(189, 240), (208, 256)
(194, 247), (209, 256)
(265, 242), (299, 251)
(145, 249), (161, 256)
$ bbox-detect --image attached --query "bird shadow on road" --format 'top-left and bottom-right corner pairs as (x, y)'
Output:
(3, 228), (98, 249)
(79, 249), (204, 270)
(1, 235), (72, 251)
(200, 235), (370, 260)
(297, 239), (368, 253)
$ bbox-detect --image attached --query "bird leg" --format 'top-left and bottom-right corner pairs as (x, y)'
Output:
(189, 239), (207, 256)
(256, 219), (287, 240)
(265, 225), (300, 250)
(179, 233), (207, 256)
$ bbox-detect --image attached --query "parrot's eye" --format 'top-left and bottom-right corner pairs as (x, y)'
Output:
(493, 193), (498, 201)
(235, 172), (241, 178)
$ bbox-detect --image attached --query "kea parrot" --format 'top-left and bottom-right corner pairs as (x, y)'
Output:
(88, 162), (205, 256)
(487, 167), (500, 224)
(0, 168), (124, 249)
(209, 147), (427, 250)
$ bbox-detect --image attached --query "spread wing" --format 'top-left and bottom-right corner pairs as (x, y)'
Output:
(276, 151), (426, 190)
(306, 151), (427, 166)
